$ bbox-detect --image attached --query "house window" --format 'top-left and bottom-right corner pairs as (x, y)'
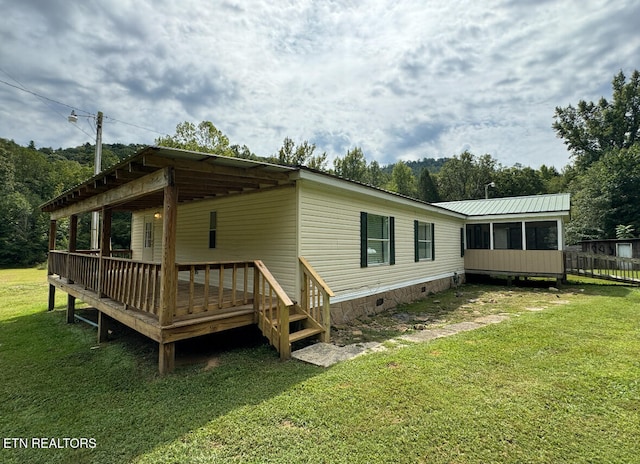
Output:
(360, 212), (395, 267)
(525, 221), (558, 250)
(414, 221), (434, 261)
(209, 211), (217, 249)
(144, 221), (153, 248)
(494, 222), (522, 250)
(466, 223), (490, 249)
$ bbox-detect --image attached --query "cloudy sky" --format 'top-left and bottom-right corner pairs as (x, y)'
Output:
(1, 0), (638, 169)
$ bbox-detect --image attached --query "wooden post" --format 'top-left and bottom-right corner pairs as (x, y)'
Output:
(67, 215), (78, 284)
(253, 264), (260, 323)
(322, 296), (331, 343)
(67, 294), (75, 323)
(159, 342), (175, 375)
(98, 207), (112, 298)
(159, 168), (177, 328)
(48, 285), (56, 312)
(48, 219), (57, 311)
(279, 301), (290, 360)
(98, 311), (109, 343)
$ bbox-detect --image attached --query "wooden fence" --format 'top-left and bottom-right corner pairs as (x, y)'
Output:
(564, 251), (640, 284)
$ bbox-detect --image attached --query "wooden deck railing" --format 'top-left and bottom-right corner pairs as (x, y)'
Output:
(564, 251), (640, 284)
(254, 260), (295, 358)
(299, 257), (334, 342)
(103, 257), (161, 315)
(174, 261), (254, 319)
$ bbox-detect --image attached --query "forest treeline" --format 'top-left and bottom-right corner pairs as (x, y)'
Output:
(1, 69), (639, 266)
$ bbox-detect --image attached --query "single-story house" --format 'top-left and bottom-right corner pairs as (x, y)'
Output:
(42, 146), (571, 373)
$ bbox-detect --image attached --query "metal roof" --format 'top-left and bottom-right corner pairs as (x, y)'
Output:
(434, 193), (570, 217)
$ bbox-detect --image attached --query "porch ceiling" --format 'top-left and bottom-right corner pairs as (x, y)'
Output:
(41, 146), (296, 216)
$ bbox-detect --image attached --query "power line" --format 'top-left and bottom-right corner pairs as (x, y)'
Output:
(0, 74), (169, 139)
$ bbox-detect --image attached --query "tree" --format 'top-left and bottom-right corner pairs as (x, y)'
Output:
(417, 168), (440, 202)
(333, 147), (369, 182)
(553, 70), (640, 171)
(276, 137), (328, 170)
(566, 145), (640, 242)
(155, 121), (234, 156)
(367, 160), (389, 188)
(436, 151), (497, 200)
(386, 162), (417, 197)
(493, 165), (543, 197)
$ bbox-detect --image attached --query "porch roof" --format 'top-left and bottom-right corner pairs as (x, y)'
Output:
(41, 146), (296, 217)
(434, 193), (571, 217)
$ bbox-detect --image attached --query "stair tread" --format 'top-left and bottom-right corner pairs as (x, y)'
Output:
(271, 312), (307, 325)
(289, 327), (323, 343)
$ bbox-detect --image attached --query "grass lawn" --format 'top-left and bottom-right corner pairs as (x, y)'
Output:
(1, 268), (639, 463)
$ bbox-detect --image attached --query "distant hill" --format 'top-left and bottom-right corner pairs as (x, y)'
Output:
(37, 142), (145, 170)
(381, 157), (449, 176)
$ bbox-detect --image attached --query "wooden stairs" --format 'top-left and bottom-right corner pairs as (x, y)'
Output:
(255, 257), (333, 360)
(270, 305), (324, 348)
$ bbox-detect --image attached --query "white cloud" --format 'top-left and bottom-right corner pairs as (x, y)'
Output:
(0, 0), (638, 168)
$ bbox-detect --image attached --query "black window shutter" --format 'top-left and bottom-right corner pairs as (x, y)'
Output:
(360, 212), (367, 268)
(460, 227), (465, 257)
(389, 216), (395, 265)
(414, 220), (419, 262)
(431, 223), (435, 261)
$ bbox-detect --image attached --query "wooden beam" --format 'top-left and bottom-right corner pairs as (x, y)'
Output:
(50, 168), (170, 219)
(143, 154), (289, 183)
(159, 170), (177, 326)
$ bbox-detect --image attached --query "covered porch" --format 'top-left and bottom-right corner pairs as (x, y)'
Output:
(42, 147), (333, 374)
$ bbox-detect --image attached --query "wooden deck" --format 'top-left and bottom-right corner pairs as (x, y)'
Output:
(47, 251), (333, 373)
(48, 275), (256, 342)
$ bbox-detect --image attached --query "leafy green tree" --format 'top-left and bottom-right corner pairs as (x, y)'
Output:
(156, 121), (234, 156)
(333, 147), (369, 182)
(386, 161), (417, 197)
(436, 151), (497, 200)
(567, 145), (640, 242)
(493, 165), (543, 197)
(553, 70), (640, 171)
(417, 167), (440, 202)
(276, 137), (328, 170)
(367, 160), (389, 188)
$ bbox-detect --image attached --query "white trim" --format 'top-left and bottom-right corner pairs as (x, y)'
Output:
(465, 211), (570, 222)
(330, 270), (465, 303)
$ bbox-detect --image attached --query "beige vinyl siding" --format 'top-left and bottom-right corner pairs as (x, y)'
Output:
(298, 180), (465, 302)
(131, 213), (143, 261)
(131, 187), (298, 295)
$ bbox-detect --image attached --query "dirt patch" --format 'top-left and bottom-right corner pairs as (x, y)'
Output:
(330, 282), (581, 346)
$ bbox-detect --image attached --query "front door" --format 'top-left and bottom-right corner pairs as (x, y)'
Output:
(142, 216), (154, 262)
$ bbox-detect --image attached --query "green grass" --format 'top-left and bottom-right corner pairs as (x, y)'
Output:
(1, 269), (639, 463)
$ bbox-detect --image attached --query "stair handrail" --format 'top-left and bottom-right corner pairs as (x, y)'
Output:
(299, 257), (334, 343)
(254, 260), (294, 358)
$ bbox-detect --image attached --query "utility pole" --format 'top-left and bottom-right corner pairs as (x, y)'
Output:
(91, 111), (103, 250)
(68, 109), (103, 250)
